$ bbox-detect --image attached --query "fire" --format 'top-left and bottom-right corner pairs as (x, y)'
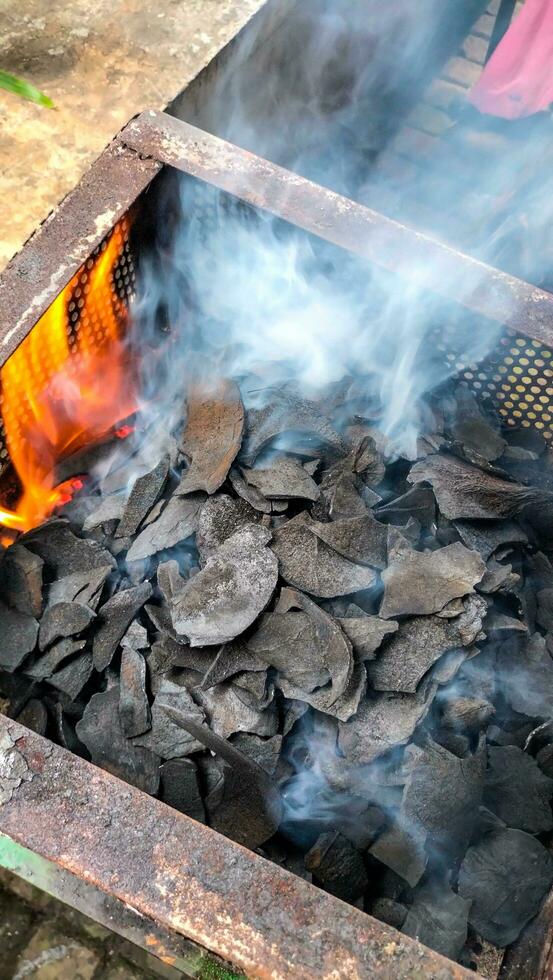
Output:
(0, 220), (136, 534)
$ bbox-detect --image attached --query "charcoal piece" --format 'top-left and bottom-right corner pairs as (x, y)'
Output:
(375, 487), (436, 529)
(76, 686), (160, 794)
(450, 387), (506, 462)
(116, 454), (169, 538)
(370, 898), (407, 932)
(453, 519), (527, 560)
(402, 881), (471, 962)
(305, 832), (368, 902)
(324, 470), (369, 521)
(241, 391), (343, 466)
(485, 610), (527, 634)
(337, 616), (398, 662)
(0, 544), (43, 618)
(177, 379), (244, 495)
(228, 467), (271, 514)
(369, 821), (428, 888)
(282, 698), (309, 735)
(48, 652), (93, 701)
(190, 678), (278, 739)
(132, 677), (204, 757)
(126, 493), (205, 563)
(119, 647), (150, 737)
(537, 744), (553, 778)
(171, 526), (278, 646)
(369, 596), (487, 693)
(121, 620), (149, 651)
(246, 609), (330, 692)
(27, 638), (86, 681)
(537, 587), (553, 632)
(379, 534), (485, 619)
(310, 514), (387, 569)
(82, 494), (126, 532)
(201, 641), (267, 689)
(196, 494), (262, 563)
(231, 732), (282, 776)
(157, 560), (186, 606)
(38, 601), (95, 651)
(47, 565), (112, 610)
(484, 745), (553, 833)
(0, 601), (39, 671)
(458, 827), (553, 947)
(146, 636), (207, 683)
(144, 602), (184, 644)
(242, 458), (319, 502)
(279, 660), (367, 723)
(440, 696), (495, 733)
(338, 689), (433, 765)
(93, 582), (153, 671)
(16, 698), (48, 736)
(159, 758), (205, 822)
(139, 497), (165, 529)
(272, 513), (376, 598)
(24, 521), (115, 575)
(162, 708), (282, 849)
(477, 558), (518, 594)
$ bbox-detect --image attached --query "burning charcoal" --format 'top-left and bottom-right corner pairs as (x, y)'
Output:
(369, 821), (427, 888)
(477, 557), (518, 594)
(170, 525), (278, 646)
(196, 494), (262, 563)
(338, 689), (434, 765)
(190, 677), (278, 739)
(139, 497), (165, 530)
(126, 493), (205, 563)
(458, 826), (553, 947)
(319, 469), (370, 522)
(76, 686), (160, 794)
(228, 467), (271, 514)
(47, 565), (112, 610)
(24, 521), (115, 575)
(450, 386), (506, 462)
(177, 379), (244, 495)
(369, 596), (487, 693)
(159, 758), (205, 822)
(310, 514), (388, 569)
(48, 652), (93, 701)
(162, 708), (282, 849)
(483, 745), (553, 834)
(82, 494), (126, 532)
(119, 647), (150, 737)
(379, 532), (485, 619)
(338, 615), (398, 662)
(453, 519), (527, 561)
(116, 454), (169, 538)
(38, 601), (96, 651)
(246, 609), (330, 692)
(440, 696), (495, 734)
(93, 582), (153, 671)
(402, 880), (471, 962)
(231, 732), (282, 776)
(15, 698), (48, 736)
(27, 638), (86, 681)
(157, 560), (186, 606)
(375, 487), (436, 529)
(0, 544), (43, 618)
(132, 678), (204, 758)
(272, 513), (376, 598)
(121, 620), (149, 651)
(0, 601), (38, 671)
(242, 457), (319, 502)
(241, 390), (343, 466)
(201, 641), (267, 689)
(305, 832), (368, 902)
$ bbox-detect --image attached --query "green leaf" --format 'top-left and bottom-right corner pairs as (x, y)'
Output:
(0, 69), (54, 108)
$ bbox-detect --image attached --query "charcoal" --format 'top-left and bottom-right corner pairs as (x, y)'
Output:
(483, 745), (553, 833)
(242, 457), (319, 501)
(305, 831), (368, 902)
(458, 826), (553, 947)
(132, 678), (204, 758)
(272, 513), (376, 598)
(144, 603), (184, 644)
(82, 494), (126, 532)
(159, 758), (205, 822)
(321, 470), (370, 521)
(119, 647), (150, 737)
(76, 686), (160, 794)
(15, 698), (48, 736)
(116, 454), (169, 537)
(48, 652), (93, 701)
(201, 641), (267, 689)
(537, 587), (553, 631)
(0, 544), (43, 618)
(370, 898), (407, 931)
(440, 696), (495, 734)
(126, 493), (205, 563)
(170, 526), (278, 646)
(379, 533), (485, 619)
(27, 638), (86, 681)
(310, 514), (388, 569)
(450, 387), (506, 462)
(375, 487), (436, 529)
(93, 582), (153, 671)
(477, 558), (518, 594)
(146, 636), (208, 683)
(369, 596), (487, 693)
(231, 732), (282, 776)
(246, 608), (331, 692)
(24, 521), (115, 575)
(338, 689), (434, 765)
(228, 467), (271, 513)
(369, 821), (427, 888)
(196, 494), (262, 562)
(190, 673), (277, 738)
(537, 744), (553, 778)
(453, 519), (527, 560)
(402, 880), (471, 962)
(47, 565), (112, 610)
(0, 602), (39, 671)
(38, 601), (96, 651)
(157, 560), (186, 605)
(241, 390), (343, 466)
(139, 497), (165, 529)
(484, 610), (527, 634)
(337, 616), (398, 662)
(177, 379), (244, 495)
(121, 620), (149, 652)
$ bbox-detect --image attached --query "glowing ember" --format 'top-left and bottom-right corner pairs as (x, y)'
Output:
(0, 220), (136, 533)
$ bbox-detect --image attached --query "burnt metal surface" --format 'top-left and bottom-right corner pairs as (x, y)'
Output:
(120, 110), (553, 349)
(0, 715), (475, 979)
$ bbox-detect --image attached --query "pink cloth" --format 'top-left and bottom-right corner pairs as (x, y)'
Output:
(469, 0), (553, 118)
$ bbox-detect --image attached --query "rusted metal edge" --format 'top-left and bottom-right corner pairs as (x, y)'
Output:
(0, 717), (475, 980)
(120, 110), (553, 349)
(0, 139), (161, 368)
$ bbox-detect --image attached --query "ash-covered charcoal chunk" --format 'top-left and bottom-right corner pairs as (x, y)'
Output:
(402, 880), (471, 962)
(47, 565), (112, 610)
(483, 745), (553, 834)
(76, 686), (160, 795)
(228, 467), (272, 514)
(439, 696), (495, 734)
(170, 525), (278, 646)
(477, 557), (518, 594)
(116, 454), (170, 538)
(272, 513), (376, 598)
(121, 620), (149, 652)
(191, 676), (278, 739)
(498, 633), (553, 720)
(453, 519), (527, 561)
(93, 582), (153, 671)
(48, 652), (94, 701)
(159, 758), (205, 822)
(240, 390), (343, 466)
(196, 494), (263, 563)
(231, 732), (282, 776)
(369, 821), (427, 888)
(305, 831), (368, 902)
(379, 531), (485, 619)
(537, 587), (553, 632)
(246, 608), (330, 692)
(484, 610), (527, 635)
(126, 493), (205, 563)
(369, 595), (487, 693)
(26, 638), (86, 681)
(176, 379), (244, 495)
(24, 521), (115, 575)
(375, 487), (436, 529)
(319, 469), (370, 521)
(0, 544), (43, 618)
(449, 386), (506, 462)
(310, 514), (388, 569)
(0, 601), (39, 671)
(132, 678), (204, 758)
(338, 615), (398, 662)
(201, 640), (267, 689)
(38, 602), (96, 651)
(242, 457), (320, 502)
(338, 688), (434, 765)
(119, 647), (150, 737)
(15, 698), (48, 736)
(458, 826), (553, 947)
(82, 494), (126, 532)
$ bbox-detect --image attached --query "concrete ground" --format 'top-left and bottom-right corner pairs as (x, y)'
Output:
(0, 0), (265, 269)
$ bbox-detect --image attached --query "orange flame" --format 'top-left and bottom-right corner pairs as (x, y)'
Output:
(0, 220), (136, 534)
